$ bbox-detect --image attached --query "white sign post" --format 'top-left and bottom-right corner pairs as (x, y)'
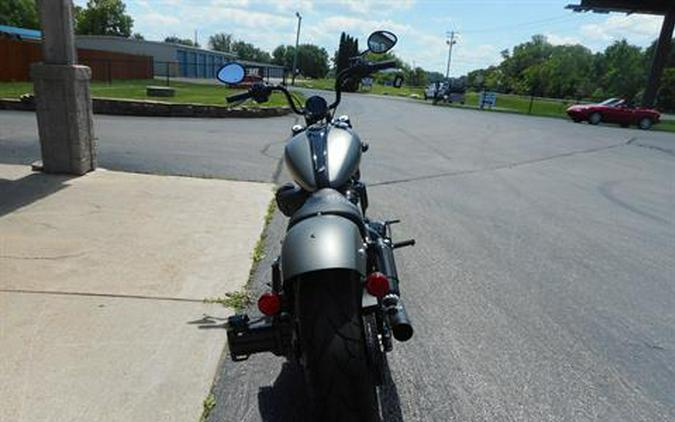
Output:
(479, 91), (497, 109)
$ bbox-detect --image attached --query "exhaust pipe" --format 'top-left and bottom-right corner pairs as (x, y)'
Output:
(373, 235), (414, 342)
(383, 294), (413, 341)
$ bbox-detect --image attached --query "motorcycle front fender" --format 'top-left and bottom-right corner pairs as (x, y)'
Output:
(281, 215), (366, 281)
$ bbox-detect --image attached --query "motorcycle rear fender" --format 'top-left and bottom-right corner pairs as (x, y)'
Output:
(281, 215), (367, 281)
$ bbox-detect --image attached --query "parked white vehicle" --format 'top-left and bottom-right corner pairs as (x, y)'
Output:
(424, 81), (466, 104)
(424, 82), (446, 100)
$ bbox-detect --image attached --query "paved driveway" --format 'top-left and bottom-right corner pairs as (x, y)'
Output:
(1, 94), (674, 421)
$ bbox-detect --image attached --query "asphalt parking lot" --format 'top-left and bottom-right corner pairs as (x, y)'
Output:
(1, 93), (673, 421)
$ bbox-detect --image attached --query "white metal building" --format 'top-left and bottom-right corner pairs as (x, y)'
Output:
(75, 36), (285, 79)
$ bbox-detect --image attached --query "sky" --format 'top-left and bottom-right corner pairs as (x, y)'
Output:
(73, 0), (667, 76)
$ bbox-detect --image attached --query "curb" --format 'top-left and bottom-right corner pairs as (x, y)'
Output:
(0, 96), (290, 118)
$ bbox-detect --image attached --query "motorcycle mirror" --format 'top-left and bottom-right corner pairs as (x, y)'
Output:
(216, 62), (245, 84)
(393, 75), (404, 88)
(367, 31), (397, 54)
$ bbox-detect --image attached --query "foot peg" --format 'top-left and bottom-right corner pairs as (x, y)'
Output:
(393, 239), (415, 249)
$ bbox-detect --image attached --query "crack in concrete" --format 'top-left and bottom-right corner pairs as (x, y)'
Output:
(0, 288), (205, 303)
(0, 252), (86, 261)
(628, 139), (675, 157)
(370, 138), (635, 188)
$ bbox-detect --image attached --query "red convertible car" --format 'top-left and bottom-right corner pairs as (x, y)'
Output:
(566, 98), (661, 130)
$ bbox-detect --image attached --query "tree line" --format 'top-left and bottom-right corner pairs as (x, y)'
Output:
(4, 0), (672, 109)
(467, 34), (675, 111)
(1, 0), (140, 39)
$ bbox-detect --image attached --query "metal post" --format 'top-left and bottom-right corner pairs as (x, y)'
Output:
(166, 61), (169, 86)
(643, 9), (674, 107)
(291, 11), (302, 86)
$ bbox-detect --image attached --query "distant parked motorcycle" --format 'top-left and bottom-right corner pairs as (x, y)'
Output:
(217, 31), (414, 421)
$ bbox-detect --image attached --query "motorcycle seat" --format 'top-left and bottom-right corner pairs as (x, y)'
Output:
(288, 188), (364, 234)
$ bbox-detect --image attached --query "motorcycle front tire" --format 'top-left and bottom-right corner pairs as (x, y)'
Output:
(295, 269), (379, 422)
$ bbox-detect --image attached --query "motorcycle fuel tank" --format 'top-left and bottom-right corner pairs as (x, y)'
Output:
(284, 125), (362, 192)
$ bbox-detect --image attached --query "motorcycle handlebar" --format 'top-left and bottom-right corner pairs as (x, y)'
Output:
(329, 59), (399, 109)
(368, 59), (398, 72)
(226, 85), (304, 115)
(227, 91), (253, 103)
(228, 58), (398, 113)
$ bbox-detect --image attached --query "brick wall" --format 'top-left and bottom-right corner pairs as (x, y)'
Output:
(0, 38), (153, 82)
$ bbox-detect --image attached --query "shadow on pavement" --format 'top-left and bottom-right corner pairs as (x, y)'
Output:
(257, 362), (309, 421)
(0, 172), (74, 218)
(256, 359), (404, 422)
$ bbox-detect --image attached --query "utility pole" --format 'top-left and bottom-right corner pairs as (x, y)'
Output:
(445, 30), (457, 80)
(291, 11), (302, 86)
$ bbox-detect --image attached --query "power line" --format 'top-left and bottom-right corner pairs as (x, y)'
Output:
(460, 14), (579, 34)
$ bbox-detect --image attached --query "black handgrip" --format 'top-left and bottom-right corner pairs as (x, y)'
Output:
(227, 91), (252, 103)
(370, 59), (398, 72)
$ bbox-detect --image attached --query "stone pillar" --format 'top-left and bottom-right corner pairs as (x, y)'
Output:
(30, 0), (96, 175)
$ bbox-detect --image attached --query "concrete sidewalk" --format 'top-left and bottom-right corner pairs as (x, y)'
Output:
(0, 164), (273, 421)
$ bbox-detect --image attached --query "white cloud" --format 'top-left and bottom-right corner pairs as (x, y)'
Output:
(320, 16), (411, 35)
(330, 0), (415, 14)
(546, 33), (581, 46)
(271, 0), (315, 13)
(580, 14), (663, 43)
(211, 0), (251, 6)
(140, 12), (181, 26)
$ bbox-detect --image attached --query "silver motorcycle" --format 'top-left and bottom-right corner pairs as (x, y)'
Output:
(217, 30), (415, 421)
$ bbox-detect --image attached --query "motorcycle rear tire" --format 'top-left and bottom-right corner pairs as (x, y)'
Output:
(295, 270), (379, 422)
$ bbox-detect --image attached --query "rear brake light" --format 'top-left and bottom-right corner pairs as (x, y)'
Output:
(365, 272), (390, 298)
(257, 292), (280, 316)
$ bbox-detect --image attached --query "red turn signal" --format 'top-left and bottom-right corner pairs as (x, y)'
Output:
(365, 272), (390, 298)
(257, 292), (281, 316)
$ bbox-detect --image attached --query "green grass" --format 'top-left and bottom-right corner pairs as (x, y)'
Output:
(295, 78), (335, 91)
(438, 92), (675, 133)
(199, 393), (216, 422)
(365, 83), (424, 97)
(202, 199), (277, 313)
(296, 77), (423, 99)
(659, 119), (675, 133)
(203, 290), (252, 312)
(0, 79), (298, 108)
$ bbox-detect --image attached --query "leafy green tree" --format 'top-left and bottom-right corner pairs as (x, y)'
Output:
(644, 38), (675, 69)
(273, 44), (329, 79)
(0, 0), (39, 29)
(335, 32), (360, 91)
(272, 45), (290, 66)
(209, 33), (233, 52)
(427, 71), (445, 84)
(231, 40), (271, 63)
(408, 67), (428, 87)
(131, 32), (144, 40)
(599, 40), (645, 101)
(656, 68), (675, 111)
(499, 35), (554, 94)
(76, 0), (133, 37)
(165, 36), (199, 47)
(539, 45), (595, 98)
(209, 34), (271, 63)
